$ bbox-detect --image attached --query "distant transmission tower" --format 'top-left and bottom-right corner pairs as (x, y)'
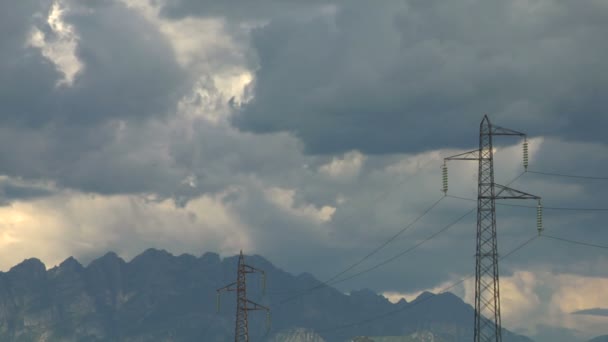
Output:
(443, 115), (541, 342)
(217, 250), (270, 342)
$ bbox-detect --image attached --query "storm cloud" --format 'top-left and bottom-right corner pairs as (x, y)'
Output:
(227, 0), (608, 154)
(0, 0), (191, 195)
(0, 1), (607, 340)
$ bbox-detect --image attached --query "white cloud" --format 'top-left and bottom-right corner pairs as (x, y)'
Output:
(385, 150), (443, 175)
(319, 150), (366, 179)
(122, 0), (252, 124)
(264, 186), (335, 224)
(122, 0), (243, 71)
(28, 1), (82, 86)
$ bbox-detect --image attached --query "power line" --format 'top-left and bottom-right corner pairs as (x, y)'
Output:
(527, 170), (608, 180)
(444, 117), (537, 342)
(329, 157), (439, 234)
(325, 196), (445, 285)
(316, 276), (470, 334)
(279, 196), (445, 304)
(506, 171), (526, 186)
(276, 173), (524, 302)
(542, 234), (608, 250)
(317, 235), (538, 334)
(502, 234), (538, 258)
(278, 173), (527, 301)
(329, 207), (475, 286)
(446, 194), (608, 212)
(280, 172), (525, 305)
(269, 158), (438, 298)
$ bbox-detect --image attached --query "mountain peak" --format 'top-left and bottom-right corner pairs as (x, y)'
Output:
(128, 248), (174, 267)
(199, 251), (220, 264)
(141, 247), (171, 257)
(58, 256), (84, 272)
(244, 253), (273, 267)
(133, 248), (172, 260)
(88, 251), (125, 268)
(0, 250), (533, 342)
(436, 291), (465, 304)
(9, 258), (46, 275)
(413, 291), (436, 302)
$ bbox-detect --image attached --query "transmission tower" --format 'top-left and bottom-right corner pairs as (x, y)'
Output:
(217, 250), (270, 342)
(443, 115), (541, 342)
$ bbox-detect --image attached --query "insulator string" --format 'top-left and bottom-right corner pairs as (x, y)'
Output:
(537, 200), (543, 235)
(442, 162), (448, 194)
(523, 138), (529, 171)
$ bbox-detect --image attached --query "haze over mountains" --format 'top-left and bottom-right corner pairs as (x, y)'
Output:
(0, 249), (598, 342)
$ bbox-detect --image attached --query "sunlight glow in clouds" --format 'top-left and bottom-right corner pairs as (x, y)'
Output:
(123, 0), (253, 124)
(264, 186), (336, 224)
(28, 1), (82, 86)
(4, 1), (608, 340)
(462, 271), (608, 339)
(319, 151), (366, 179)
(0, 189), (251, 270)
(384, 268), (608, 340)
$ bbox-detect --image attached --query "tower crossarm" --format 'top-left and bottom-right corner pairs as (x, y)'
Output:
(491, 125), (526, 137)
(492, 184), (540, 200)
(243, 264), (265, 274)
(445, 149), (481, 161)
(217, 282), (237, 293)
(243, 264), (267, 292)
(244, 299), (269, 312)
(245, 299), (272, 334)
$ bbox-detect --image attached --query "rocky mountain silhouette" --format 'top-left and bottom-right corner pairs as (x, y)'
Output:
(0, 249), (533, 341)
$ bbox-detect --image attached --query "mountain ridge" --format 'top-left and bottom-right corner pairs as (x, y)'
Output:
(0, 249), (533, 342)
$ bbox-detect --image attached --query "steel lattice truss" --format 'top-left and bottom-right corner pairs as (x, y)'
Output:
(475, 121), (501, 342)
(217, 251), (270, 342)
(445, 115), (539, 342)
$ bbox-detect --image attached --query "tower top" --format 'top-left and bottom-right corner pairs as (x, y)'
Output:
(481, 114), (491, 129)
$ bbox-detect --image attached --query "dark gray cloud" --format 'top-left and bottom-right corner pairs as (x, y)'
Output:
(227, 0), (608, 154)
(1, 6), (608, 338)
(245, 137), (608, 295)
(147, 134), (604, 295)
(0, 0), (192, 195)
(1, 0), (186, 128)
(60, 0), (186, 125)
(0, 0), (59, 127)
(0, 178), (54, 205)
(159, 0), (330, 21)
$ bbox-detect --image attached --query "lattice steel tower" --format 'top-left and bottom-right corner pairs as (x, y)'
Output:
(443, 115), (540, 342)
(217, 250), (270, 342)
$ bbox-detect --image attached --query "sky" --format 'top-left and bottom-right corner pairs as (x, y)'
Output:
(0, 0), (607, 340)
